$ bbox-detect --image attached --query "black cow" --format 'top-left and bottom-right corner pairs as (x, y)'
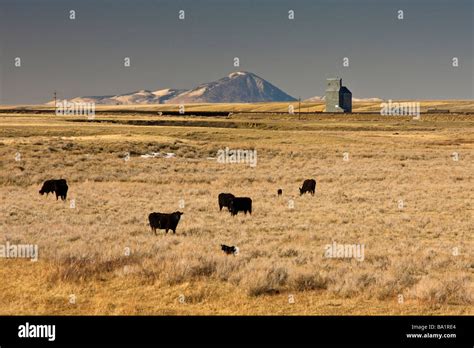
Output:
(218, 193), (235, 211)
(221, 244), (237, 255)
(228, 197), (252, 216)
(299, 179), (316, 195)
(277, 189), (283, 196)
(148, 211), (183, 235)
(39, 179), (68, 201)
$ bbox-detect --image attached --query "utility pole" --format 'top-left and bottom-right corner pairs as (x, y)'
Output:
(53, 91), (57, 111)
(298, 97), (301, 119)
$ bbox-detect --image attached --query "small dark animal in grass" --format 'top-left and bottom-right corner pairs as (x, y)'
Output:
(39, 179), (68, 201)
(221, 244), (237, 255)
(148, 211), (183, 235)
(218, 192), (235, 211)
(277, 189), (283, 196)
(228, 197), (252, 216)
(299, 179), (316, 196)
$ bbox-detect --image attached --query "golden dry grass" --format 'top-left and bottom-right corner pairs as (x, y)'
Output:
(0, 112), (472, 315)
(1, 99), (473, 113)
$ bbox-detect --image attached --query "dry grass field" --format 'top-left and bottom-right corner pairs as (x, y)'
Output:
(2, 99), (474, 113)
(0, 110), (472, 315)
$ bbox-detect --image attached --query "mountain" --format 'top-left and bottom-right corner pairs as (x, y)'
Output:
(54, 88), (186, 106)
(304, 96), (325, 102)
(166, 71), (296, 103)
(54, 72), (296, 105)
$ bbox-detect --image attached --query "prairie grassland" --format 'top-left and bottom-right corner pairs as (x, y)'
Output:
(0, 112), (472, 315)
(2, 99), (474, 113)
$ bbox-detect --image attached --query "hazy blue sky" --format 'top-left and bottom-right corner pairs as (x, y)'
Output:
(1, 0), (472, 104)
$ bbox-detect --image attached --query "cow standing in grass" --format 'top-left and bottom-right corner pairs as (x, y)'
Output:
(218, 193), (235, 211)
(299, 179), (316, 196)
(39, 179), (68, 201)
(148, 211), (183, 235)
(228, 197), (252, 216)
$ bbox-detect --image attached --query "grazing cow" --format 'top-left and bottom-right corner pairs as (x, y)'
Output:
(228, 197), (252, 216)
(299, 179), (316, 195)
(148, 211), (183, 235)
(39, 179), (68, 201)
(218, 193), (235, 211)
(221, 244), (237, 255)
(277, 189), (283, 196)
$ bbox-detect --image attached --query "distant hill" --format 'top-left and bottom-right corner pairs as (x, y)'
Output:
(54, 88), (186, 106)
(167, 71), (296, 103)
(304, 96), (383, 102)
(52, 72), (297, 105)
